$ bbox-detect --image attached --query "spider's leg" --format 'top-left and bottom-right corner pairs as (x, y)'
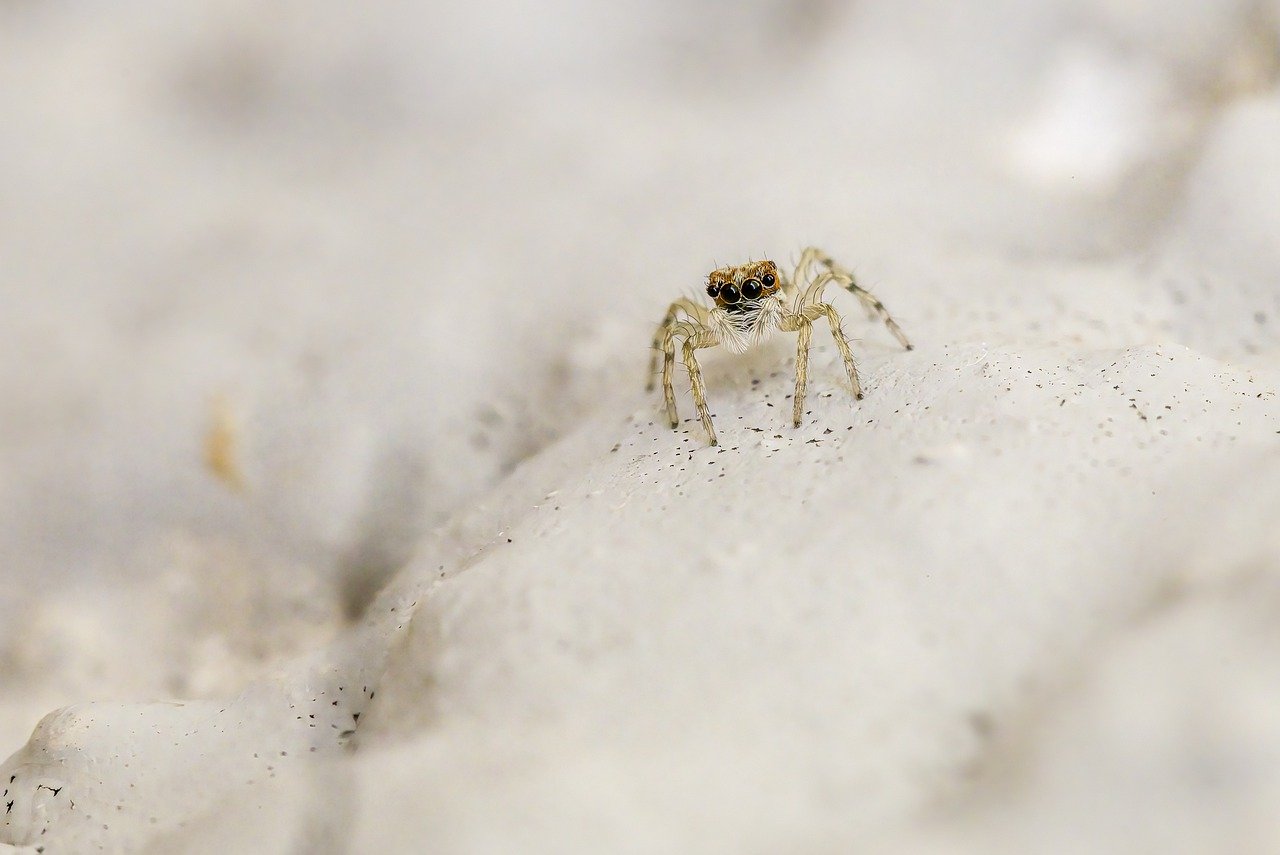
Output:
(661, 320), (714, 431)
(661, 328), (680, 428)
(798, 271), (840, 310)
(809, 303), (863, 400)
(782, 303), (863, 426)
(648, 298), (711, 390)
(805, 247), (913, 350)
(791, 316), (814, 428)
(840, 275), (912, 350)
(682, 331), (719, 445)
(793, 247), (823, 297)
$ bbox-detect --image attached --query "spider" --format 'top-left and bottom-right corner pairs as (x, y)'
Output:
(647, 246), (912, 446)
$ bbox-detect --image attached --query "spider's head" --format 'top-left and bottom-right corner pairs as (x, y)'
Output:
(705, 260), (781, 312)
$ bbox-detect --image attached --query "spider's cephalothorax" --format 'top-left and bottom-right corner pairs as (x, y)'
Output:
(703, 259), (786, 354)
(647, 246), (913, 446)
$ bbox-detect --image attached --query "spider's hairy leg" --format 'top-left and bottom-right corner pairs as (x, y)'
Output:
(797, 270), (840, 311)
(801, 246), (913, 351)
(661, 329), (680, 428)
(682, 331), (719, 445)
(809, 302), (863, 400)
(648, 298), (710, 391)
(841, 275), (913, 350)
(792, 246), (823, 297)
(791, 317), (814, 428)
(781, 303), (862, 427)
(659, 319), (715, 430)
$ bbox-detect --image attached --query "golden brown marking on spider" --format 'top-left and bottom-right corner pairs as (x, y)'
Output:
(647, 246), (913, 446)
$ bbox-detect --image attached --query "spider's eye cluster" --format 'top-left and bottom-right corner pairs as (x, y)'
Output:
(708, 269), (775, 305)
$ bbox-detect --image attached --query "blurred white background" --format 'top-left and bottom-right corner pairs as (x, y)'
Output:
(2, 1), (1280, 851)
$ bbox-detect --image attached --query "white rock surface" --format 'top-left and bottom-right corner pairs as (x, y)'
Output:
(2, 1), (1280, 852)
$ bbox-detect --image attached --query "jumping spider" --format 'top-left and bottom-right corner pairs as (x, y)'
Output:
(647, 246), (912, 446)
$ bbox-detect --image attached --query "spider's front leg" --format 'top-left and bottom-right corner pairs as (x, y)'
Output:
(659, 328), (681, 428)
(782, 303), (863, 427)
(657, 320), (718, 439)
(791, 315), (814, 428)
(682, 331), (719, 445)
(647, 298), (711, 392)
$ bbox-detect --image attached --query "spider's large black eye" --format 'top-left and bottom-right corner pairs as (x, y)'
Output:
(740, 278), (762, 300)
(720, 283), (740, 304)
(706, 282), (719, 298)
(761, 273), (776, 288)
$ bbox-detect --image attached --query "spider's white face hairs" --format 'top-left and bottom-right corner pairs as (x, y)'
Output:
(647, 247), (913, 446)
